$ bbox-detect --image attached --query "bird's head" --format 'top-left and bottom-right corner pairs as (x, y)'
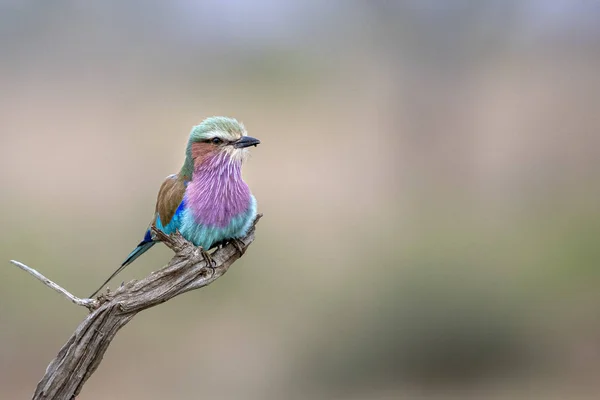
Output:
(182, 116), (260, 177)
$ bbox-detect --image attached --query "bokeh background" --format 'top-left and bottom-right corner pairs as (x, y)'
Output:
(1, 1), (600, 399)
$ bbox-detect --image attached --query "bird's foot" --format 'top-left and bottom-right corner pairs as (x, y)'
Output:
(212, 239), (227, 250)
(199, 247), (217, 272)
(230, 238), (246, 256)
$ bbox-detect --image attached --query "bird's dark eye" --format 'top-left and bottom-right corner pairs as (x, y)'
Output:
(211, 137), (222, 144)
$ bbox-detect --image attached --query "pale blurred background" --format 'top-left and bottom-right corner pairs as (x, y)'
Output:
(1, 1), (600, 399)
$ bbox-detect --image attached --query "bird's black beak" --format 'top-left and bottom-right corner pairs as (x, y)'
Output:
(234, 136), (261, 148)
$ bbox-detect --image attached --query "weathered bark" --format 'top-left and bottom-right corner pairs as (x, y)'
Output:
(22, 215), (261, 400)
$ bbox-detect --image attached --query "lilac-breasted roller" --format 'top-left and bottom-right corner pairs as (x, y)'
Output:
(89, 116), (259, 297)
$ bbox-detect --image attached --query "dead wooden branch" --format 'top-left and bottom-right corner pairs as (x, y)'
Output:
(9, 215), (261, 400)
(9, 260), (99, 309)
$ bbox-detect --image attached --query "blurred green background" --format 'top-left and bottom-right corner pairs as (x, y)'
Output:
(1, 1), (600, 399)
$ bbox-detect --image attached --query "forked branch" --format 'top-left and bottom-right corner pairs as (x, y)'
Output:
(9, 215), (261, 400)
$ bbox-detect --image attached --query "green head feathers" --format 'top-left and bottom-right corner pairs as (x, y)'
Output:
(188, 116), (246, 143)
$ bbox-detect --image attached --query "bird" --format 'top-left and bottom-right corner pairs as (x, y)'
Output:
(89, 116), (260, 298)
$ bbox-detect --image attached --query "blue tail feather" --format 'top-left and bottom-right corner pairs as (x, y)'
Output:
(88, 229), (155, 297)
(121, 240), (155, 268)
